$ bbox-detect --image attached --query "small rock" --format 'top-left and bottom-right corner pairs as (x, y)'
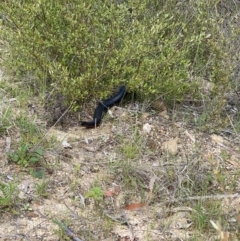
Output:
(143, 123), (152, 134)
(162, 137), (179, 155)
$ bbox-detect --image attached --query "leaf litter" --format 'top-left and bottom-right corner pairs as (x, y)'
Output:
(0, 104), (240, 240)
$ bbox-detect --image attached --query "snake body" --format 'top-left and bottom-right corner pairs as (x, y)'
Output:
(80, 85), (126, 128)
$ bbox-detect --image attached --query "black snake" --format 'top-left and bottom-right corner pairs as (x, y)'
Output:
(80, 85), (126, 128)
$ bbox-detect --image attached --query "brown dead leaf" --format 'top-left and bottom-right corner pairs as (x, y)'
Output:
(104, 183), (121, 197)
(123, 203), (146, 211)
(104, 190), (114, 197)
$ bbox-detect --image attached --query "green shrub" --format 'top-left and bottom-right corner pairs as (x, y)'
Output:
(0, 0), (234, 109)
(8, 143), (43, 167)
(85, 186), (104, 202)
(0, 182), (19, 209)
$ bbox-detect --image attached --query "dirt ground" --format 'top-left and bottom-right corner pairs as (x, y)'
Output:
(1, 97), (240, 241)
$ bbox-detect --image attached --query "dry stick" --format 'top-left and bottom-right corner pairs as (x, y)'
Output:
(164, 192), (240, 205)
(53, 219), (84, 241)
(103, 211), (127, 224)
(0, 235), (28, 240)
(20, 219), (49, 241)
(36, 211), (84, 241)
(121, 211), (135, 240)
(32, 103), (73, 150)
(63, 200), (80, 220)
(103, 211), (135, 238)
(226, 113), (239, 137)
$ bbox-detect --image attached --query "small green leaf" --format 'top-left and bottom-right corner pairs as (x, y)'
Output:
(35, 148), (43, 156)
(32, 170), (45, 179)
(12, 155), (19, 162)
(29, 157), (39, 163)
(85, 187), (104, 201)
(8, 152), (19, 162)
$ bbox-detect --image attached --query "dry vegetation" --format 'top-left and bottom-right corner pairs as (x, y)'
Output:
(1, 85), (240, 240)
(1, 1), (240, 241)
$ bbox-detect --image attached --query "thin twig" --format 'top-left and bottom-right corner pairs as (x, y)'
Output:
(63, 200), (80, 220)
(226, 113), (239, 136)
(53, 219), (84, 241)
(32, 103), (72, 150)
(121, 211), (135, 240)
(20, 219), (48, 241)
(165, 192), (240, 204)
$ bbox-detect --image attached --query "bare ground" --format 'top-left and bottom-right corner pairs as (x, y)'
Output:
(0, 98), (240, 240)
